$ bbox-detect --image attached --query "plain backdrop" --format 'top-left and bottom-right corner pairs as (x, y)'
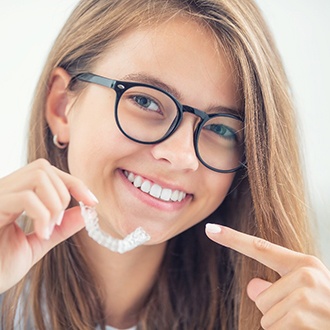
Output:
(0, 1), (329, 266)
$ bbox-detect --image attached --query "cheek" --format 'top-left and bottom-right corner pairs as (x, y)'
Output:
(202, 173), (235, 210)
(67, 86), (117, 139)
(66, 104), (141, 183)
(65, 100), (118, 177)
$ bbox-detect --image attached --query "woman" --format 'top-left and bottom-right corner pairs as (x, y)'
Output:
(1, 0), (329, 329)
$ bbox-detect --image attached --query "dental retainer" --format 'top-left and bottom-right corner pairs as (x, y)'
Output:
(79, 202), (151, 254)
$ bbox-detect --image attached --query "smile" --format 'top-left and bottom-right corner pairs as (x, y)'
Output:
(124, 170), (187, 202)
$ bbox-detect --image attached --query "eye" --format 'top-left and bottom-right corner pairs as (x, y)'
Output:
(204, 124), (237, 140)
(133, 95), (159, 112)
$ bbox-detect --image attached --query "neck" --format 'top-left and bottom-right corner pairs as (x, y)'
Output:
(77, 230), (167, 329)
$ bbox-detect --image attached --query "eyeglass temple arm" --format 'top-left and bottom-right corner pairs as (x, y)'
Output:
(75, 73), (117, 89)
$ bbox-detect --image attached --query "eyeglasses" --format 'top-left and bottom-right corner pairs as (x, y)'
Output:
(72, 72), (245, 173)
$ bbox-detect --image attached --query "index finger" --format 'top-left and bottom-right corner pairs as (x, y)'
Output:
(205, 223), (304, 276)
(53, 166), (98, 206)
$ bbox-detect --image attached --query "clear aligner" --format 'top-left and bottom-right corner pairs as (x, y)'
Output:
(79, 202), (151, 254)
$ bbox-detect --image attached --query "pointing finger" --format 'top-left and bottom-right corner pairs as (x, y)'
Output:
(205, 223), (305, 276)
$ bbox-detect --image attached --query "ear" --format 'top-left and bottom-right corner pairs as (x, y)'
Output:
(46, 67), (74, 144)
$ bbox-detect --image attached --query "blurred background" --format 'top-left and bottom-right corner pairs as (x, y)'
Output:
(0, 0), (329, 265)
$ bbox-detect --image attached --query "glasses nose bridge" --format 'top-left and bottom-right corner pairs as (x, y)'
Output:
(171, 105), (207, 139)
(182, 105), (208, 122)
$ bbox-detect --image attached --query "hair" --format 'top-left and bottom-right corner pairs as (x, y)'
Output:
(1, 0), (316, 329)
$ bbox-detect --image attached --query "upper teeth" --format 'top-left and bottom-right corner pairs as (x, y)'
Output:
(124, 171), (187, 202)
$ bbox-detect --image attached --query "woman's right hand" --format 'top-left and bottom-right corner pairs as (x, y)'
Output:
(0, 158), (98, 294)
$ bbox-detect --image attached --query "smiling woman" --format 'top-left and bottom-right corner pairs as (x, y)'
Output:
(0, 1), (330, 330)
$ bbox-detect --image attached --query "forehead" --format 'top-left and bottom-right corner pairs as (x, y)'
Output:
(94, 17), (240, 111)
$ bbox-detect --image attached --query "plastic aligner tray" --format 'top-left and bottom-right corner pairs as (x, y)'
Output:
(79, 202), (150, 254)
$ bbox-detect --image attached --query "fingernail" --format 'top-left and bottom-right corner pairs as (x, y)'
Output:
(206, 223), (221, 234)
(88, 190), (99, 204)
(43, 224), (54, 240)
(55, 210), (65, 226)
(43, 229), (50, 240)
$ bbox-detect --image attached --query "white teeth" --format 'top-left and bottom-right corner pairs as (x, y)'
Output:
(133, 176), (143, 188)
(150, 184), (162, 198)
(124, 171), (187, 202)
(160, 188), (172, 201)
(141, 180), (151, 193)
(171, 190), (179, 202)
(128, 172), (135, 183)
(179, 191), (186, 201)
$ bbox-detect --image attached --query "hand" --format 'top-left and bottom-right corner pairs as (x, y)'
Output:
(205, 223), (330, 329)
(0, 159), (98, 294)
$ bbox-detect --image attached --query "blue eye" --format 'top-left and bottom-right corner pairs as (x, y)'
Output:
(204, 124), (236, 140)
(133, 95), (159, 112)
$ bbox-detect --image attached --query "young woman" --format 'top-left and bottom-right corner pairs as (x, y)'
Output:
(1, 0), (330, 329)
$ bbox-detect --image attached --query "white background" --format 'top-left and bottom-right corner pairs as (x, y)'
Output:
(0, 1), (329, 265)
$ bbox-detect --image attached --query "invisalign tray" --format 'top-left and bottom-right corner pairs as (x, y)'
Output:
(79, 202), (151, 254)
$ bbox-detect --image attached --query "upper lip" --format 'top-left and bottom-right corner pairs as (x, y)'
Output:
(122, 169), (192, 195)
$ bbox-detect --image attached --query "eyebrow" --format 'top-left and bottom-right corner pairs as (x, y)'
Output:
(121, 72), (242, 117)
(122, 73), (183, 100)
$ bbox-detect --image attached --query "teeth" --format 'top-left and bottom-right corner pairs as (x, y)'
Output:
(128, 172), (135, 183)
(171, 190), (179, 201)
(161, 188), (172, 201)
(133, 176), (143, 188)
(150, 184), (162, 198)
(124, 171), (187, 202)
(141, 180), (151, 193)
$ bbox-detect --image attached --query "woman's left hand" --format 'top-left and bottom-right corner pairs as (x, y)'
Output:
(205, 223), (330, 329)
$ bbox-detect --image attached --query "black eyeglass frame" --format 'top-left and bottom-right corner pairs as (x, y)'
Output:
(72, 72), (245, 173)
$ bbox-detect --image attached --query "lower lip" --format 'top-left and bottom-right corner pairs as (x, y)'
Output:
(118, 169), (191, 211)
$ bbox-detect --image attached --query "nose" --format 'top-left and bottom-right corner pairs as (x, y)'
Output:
(150, 115), (199, 172)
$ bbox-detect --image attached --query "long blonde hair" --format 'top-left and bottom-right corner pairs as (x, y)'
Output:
(2, 0), (315, 329)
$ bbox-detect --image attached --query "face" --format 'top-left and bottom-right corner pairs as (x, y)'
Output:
(66, 18), (240, 244)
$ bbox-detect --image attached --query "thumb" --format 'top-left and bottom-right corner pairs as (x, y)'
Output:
(247, 278), (272, 302)
(27, 206), (85, 264)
